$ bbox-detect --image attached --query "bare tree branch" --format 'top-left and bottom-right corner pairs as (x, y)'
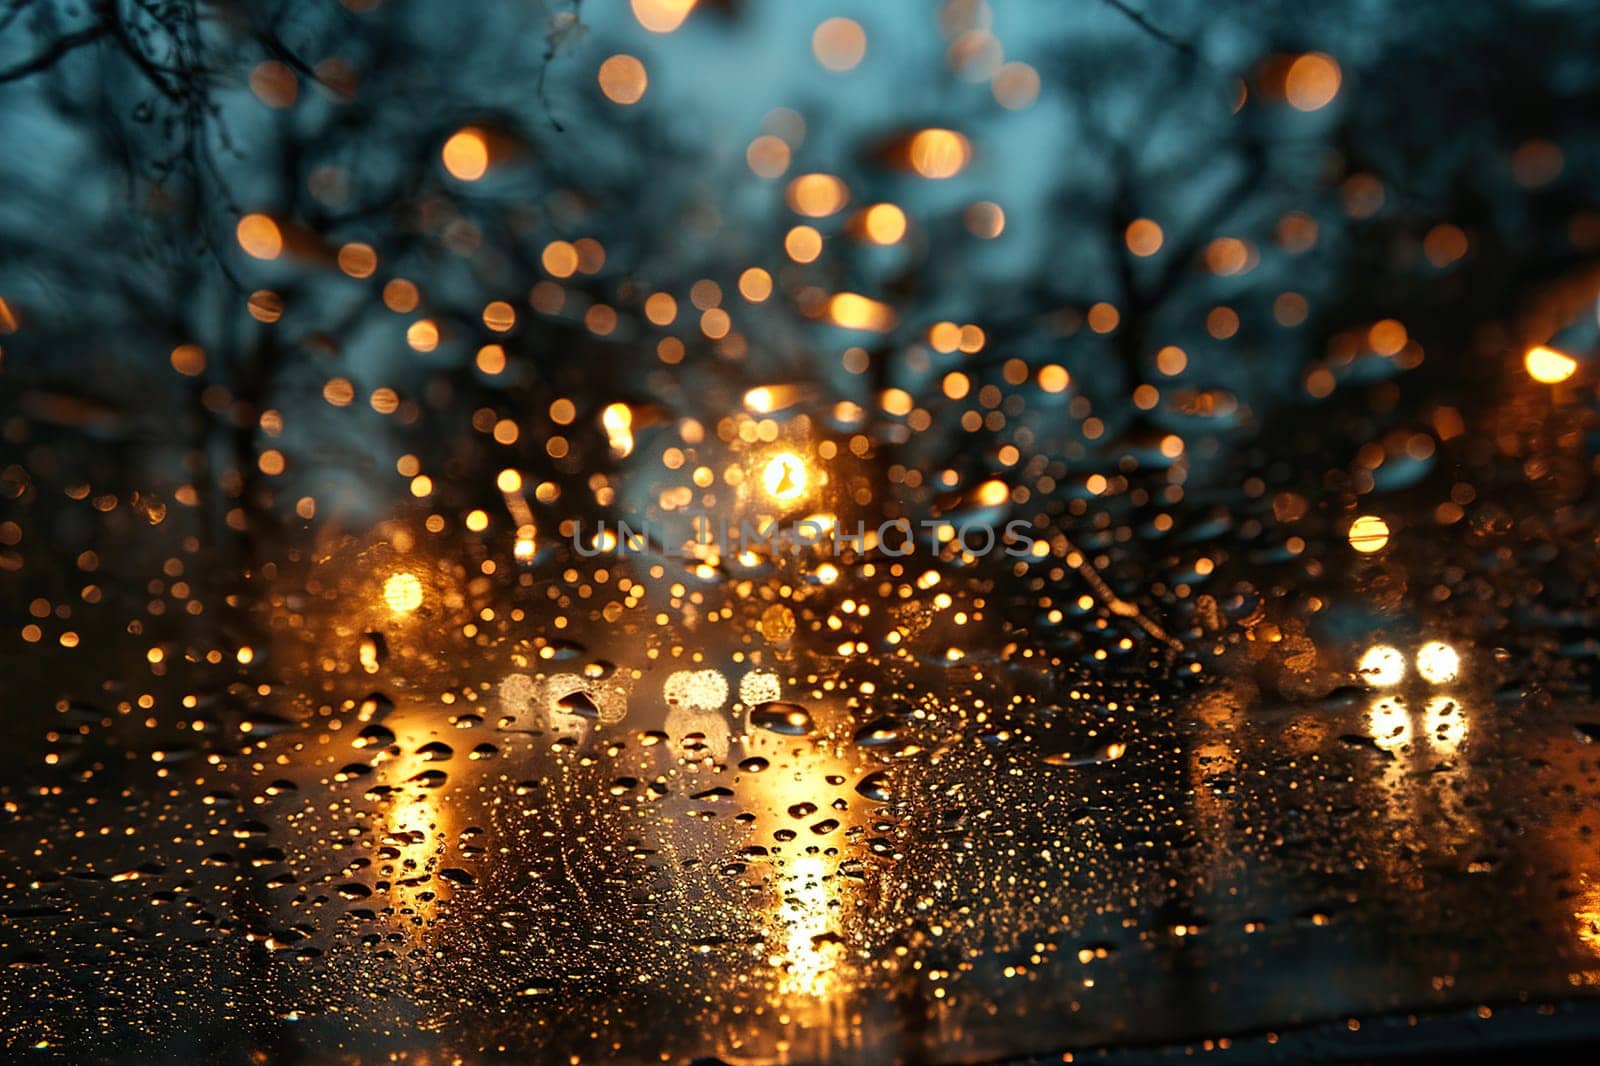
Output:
(0, 23), (106, 82)
(1100, 0), (1197, 58)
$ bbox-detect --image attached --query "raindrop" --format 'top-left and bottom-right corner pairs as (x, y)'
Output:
(750, 701), (814, 736)
(855, 771), (893, 802)
(853, 716), (905, 748)
(557, 688), (601, 720)
(1040, 741), (1127, 767)
(353, 724), (396, 749)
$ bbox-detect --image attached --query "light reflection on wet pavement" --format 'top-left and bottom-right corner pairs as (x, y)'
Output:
(7, 495), (1600, 1065)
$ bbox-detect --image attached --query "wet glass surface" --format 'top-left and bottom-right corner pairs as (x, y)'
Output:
(4, 1), (1600, 1063)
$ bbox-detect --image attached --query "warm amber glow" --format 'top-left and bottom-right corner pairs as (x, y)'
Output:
(826, 292), (896, 331)
(383, 572), (424, 614)
(784, 225), (823, 262)
(1285, 52), (1341, 111)
(908, 129), (970, 178)
(383, 278), (419, 312)
(644, 292), (677, 325)
(1368, 318), (1407, 355)
(1415, 641), (1460, 684)
(861, 203), (907, 244)
(322, 377), (354, 405)
(1088, 302), (1120, 333)
(975, 479), (1009, 507)
(1525, 344), (1578, 384)
(1204, 237), (1251, 275)
(406, 319), (439, 352)
(541, 240), (579, 278)
(236, 214), (283, 259)
(739, 268), (773, 302)
(475, 345), (506, 375)
(761, 452), (809, 503)
(631, 0), (696, 33)
(1367, 695), (1411, 749)
(380, 750), (451, 929)
(337, 242), (377, 278)
(880, 388), (913, 416)
(482, 300), (515, 331)
(1422, 695), (1467, 752)
(598, 54), (648, 104)
(787, 173), (849, 217)
(1347, 514), (1389, 553)
(1358, 644), (1406, 687)
(778, 854), (842, 998)
(602, 402), (634, 457)
(699, 307), (729, 338)
(170, 344), (206, 376)
(1125, 218), (1163, 256)
(441, 128), (490, 181)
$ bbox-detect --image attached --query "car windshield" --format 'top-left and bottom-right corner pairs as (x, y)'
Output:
(3, 1), (1600, 1062)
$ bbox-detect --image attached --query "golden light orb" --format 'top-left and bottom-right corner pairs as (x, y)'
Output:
(1525, 344), (1578, 384)
(744, 386), (775, 414)
(1415, 640), (1460, 685)
(441, 128), (490, 181)
(1285, 52), (1342, 111)
(602, 402), (634, 457)
(1358, 644), (1406, 688)
(598, 54), (648, 105)
(1347, 514), (1390, 553)
(236, 214), (283, 259)
(975, 478), (1010, 508)
(1124, 218), (1163, 256)
(383, 572), (424, 614)
(761, 452), (809, 503)
(826, 292), (896, 332)
(631, 0), (696, 33)
(862, 203), (908, 244)
(787, 173), (850, 217)
(908, 128), (970, 179)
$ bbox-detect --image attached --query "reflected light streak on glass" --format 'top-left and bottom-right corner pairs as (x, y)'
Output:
(1368, 695), (1412, 750)
(1421, 694), (1467, 753)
